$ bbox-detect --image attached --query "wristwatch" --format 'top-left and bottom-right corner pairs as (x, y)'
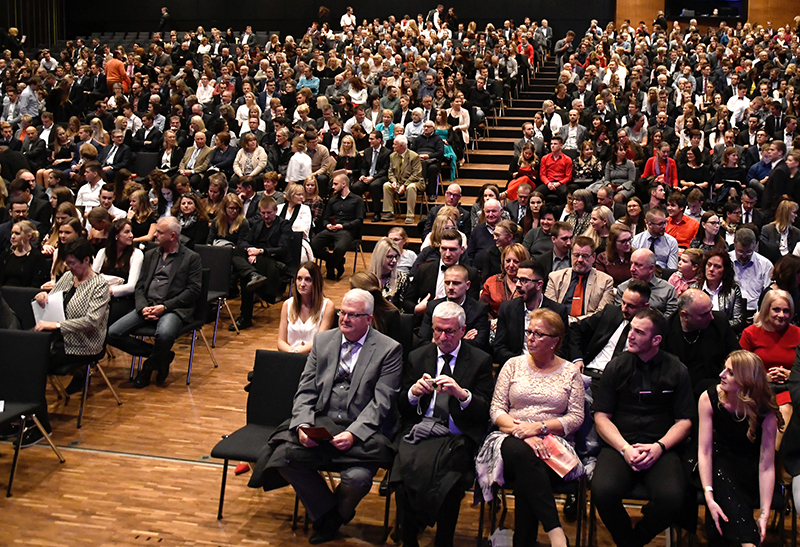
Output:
(540, 422), (548, 435)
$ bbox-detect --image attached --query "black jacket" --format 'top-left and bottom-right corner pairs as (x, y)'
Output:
(135, 244), (203, 321)
(494, 296), (569, 364)
(418, 296), (491, 354)
(403, 260), (480, 314)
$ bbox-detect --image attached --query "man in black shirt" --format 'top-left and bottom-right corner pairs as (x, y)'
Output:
(230, 196), (293, 331)
(311, 172), (365, 280)
(410, 121), (445, 202)
(593, 308), (694, 547)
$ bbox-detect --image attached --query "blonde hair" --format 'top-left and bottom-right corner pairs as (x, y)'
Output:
(583, 205), (615, 250)
(774, 200), (798, 233)
(721, 350), (783, 442)
(753, 289), (794, 330)
(215, 193), (245, 237)
(368, 237), (401, 297)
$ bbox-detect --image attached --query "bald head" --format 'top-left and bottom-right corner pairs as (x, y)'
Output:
(630, 249), (656, 282)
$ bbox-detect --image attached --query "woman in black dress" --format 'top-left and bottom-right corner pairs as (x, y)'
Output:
(171, 193), (210, 249)
(0, 220), (49, 287)
(698, 350), (781, 546)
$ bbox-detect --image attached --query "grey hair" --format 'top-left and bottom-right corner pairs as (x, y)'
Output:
(343, 288), (374, 315)
(734, 227), (756, 247)
(432, 301), (466, 328)
(394, 134), (408, 147)
(159, 215), (182, 235)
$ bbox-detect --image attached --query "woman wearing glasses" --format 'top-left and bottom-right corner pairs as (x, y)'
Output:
(208, 193), (250, 247)
(689, 212), (728, 254)
(477, 308), (584, 547)
(595, 224), (634, 286)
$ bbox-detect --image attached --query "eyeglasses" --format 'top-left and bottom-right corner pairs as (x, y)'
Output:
(617, 238), (632, 245)
(226, 206), (241, 211)
(433, 327), (459, 337)
(516, 277), (541, 284)
(445, 191), (461, 198)
(572, 252), (593, 260)
(705, 220), (721, 225)
(525, 330), (557, 340)
(340, 311), (370, 319)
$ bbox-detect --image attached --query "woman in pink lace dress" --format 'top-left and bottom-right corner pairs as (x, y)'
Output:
(476, 308), (584, 547)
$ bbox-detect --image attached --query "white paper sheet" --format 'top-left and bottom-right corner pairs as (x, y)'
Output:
(32, 291), (66, 324)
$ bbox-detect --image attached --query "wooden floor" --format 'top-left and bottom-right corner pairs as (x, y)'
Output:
(0, 258), (792, 546)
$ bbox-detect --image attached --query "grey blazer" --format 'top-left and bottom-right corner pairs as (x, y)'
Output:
(290, 327), (403, 443)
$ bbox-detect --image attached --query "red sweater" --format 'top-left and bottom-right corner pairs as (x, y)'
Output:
(540, 153), (573, 185)
(643, 156), (678, 188)
(740, 324), (800, 371)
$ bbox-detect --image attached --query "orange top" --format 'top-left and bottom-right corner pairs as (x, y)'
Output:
(666, 215), (699, 249)
(105, 58), (130, 93)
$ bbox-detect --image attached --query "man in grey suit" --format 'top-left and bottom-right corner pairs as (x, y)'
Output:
(557, 109), (587, 160)
(513, 121), (545, 161)
(248, 289), (403, 544)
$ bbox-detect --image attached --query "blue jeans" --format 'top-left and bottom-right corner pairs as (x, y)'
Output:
(108, 310), (184, 368)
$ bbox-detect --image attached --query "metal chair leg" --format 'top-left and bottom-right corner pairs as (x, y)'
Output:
(187, 331), (197, 384)
(48, 375), (64, 400)
(77, 361), (92, 429)
(291, 493), (300, 529)
(217, 459), (228, 520)
(6, 415), (26, 497)
(212, 299), (222, 347)
(31, 415), (64, 463)
(95, 363), (121, 405)
(224, 299), (239, 335)
(199, 329), (219, 368)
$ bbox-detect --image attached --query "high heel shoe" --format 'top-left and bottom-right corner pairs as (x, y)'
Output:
(234, 462), (251, 475)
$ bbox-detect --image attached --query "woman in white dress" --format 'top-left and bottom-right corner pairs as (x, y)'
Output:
(277, 261), (335, 354)
(277, 183), (314, 263)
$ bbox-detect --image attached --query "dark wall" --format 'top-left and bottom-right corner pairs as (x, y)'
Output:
(63, 0), (614, 43)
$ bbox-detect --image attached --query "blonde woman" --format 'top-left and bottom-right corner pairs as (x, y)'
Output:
(278, 183), (314, 262)
(286, 136), (312, 184)
(90, 117), (110, 147)
(208, 193), (249, 246)
(761, 200), (800, 258)
(127, 189), (157, 242)
(583, 205), (615, 253)
(369, 237), (409, 308)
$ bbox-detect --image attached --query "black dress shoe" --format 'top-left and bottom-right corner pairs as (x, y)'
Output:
(562, 493), (578, 521)
(229, 317), (253, 331)
(14, 425), (52, 448)
(372, 213), (381, 222)
(132, 363), (154, 388)
(155, 350), (175, 385)
(246, 273), (268, 292)
(65, 374), (86, 395)
(335, 265), (345, 280)
(309, 509), (343, 544)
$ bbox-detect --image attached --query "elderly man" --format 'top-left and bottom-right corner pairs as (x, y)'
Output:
(730, 227), (773, 313)
(616, 249), (678, 316)
(178, 131), (213, 190)
(393, 301), (494, 547)
(97, 129), (133, 179)
(632, 208), (679, 270)
(465, 198), (504, 265)
(107, 217), (202, 388)
(422, 183), (472, 240)
(592, 309), (694, 547)
(381, 135), (423, 224)
(545, 236), (615, 322)
(663, 289), (740, 397)
(410, 120), (445, 203)
(248, 289), (403, 545)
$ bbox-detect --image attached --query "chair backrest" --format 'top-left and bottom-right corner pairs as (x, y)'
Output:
(393, 313), (415, 363)
(1, 286), (41, 330)
(194, 245), (233, 296)
(0, 330), (52, 406)
(132, 152), (160, 178)
(248, 350), (307, 427)
(284, 232), (303, 281)
(193, 269), (212, 323)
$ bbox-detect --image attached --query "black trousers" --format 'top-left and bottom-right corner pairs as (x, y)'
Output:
(420, 159), (441, 197)
(310, 229), (354, 271)
(232, 249), (281, 321)
(592, 446), (686, 547)
(397, 483), (464, 547)
(352, 176), (387, 214)
(500, 436), (563, 546)
(536, 182), (568, 204)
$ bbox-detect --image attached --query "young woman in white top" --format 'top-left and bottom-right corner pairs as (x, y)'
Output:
(277, 261), (335, 354)
(277, 183), (314, 263)
(92, 218), (144, 325)
(285, 136), (312, 184)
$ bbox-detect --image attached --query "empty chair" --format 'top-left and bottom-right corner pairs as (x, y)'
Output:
(194, 244), (238, 345)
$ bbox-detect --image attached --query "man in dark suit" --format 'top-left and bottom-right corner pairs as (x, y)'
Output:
(495, 259), (569, 365)
(466, 198), (503, 265)
(353, 130), (391, 221)
(311, 173), (365, 280)
(236, 176), (265, 221)
(20, 126), (47, 172)
(761, 140), (792, 218)
(230, 195), (292, 331)
(739, 189), (765, 230)
(108, 217), (202, 388)
(505, 183), (535, 235)
(513, 121), (546, 161)
(417, 266), (491, 354)
(97, 129), (133, 181)
(535, 221), (573, 277)
(764, 103), (786, 136)
(0, 197), (40, 252)
(773, 115), (797, 147)
(0, 121), (21, 151)
(248, 289), (403, 545)
(404, 229), (480, 315)
(7, 176), (50, 234)
(394, 301), (494, 547)
(394, 96), (414, 127)
(568, 280), (651, 390)
(421, 183), (471, 241)
(131, 113), (163, 152)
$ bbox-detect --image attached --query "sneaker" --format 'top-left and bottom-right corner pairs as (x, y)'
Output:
(246, 273), (268, 292)
(427, 194), (437, 203)
(405, 216), (415, 224)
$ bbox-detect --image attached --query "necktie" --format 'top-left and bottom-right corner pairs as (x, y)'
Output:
(187, 147), (200, 169)
(570, 275), (584, 317)
(519, 207), (526, 223)
(649, 236), (659, 252)
(432, 354), (454, 422)
(369, 148), (378, 176)
(335, 340), (361, 382)
(744, 211), (751, 224)
(613, 322), (631, 356)
(106, 145), (117, 165)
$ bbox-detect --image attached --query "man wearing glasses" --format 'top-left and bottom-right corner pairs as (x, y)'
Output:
(494, 259), (569, 366)
(632, 208), (679, 269)
(394, 301), (494, 547)
(615, 249), (678, 316)
(248, 289), (402, 544)
(421, 183), (471, 240)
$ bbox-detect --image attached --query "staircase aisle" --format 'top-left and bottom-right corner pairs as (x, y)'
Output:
(360, 57), (561, 253)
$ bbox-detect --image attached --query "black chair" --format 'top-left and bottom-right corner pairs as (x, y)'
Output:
(0, 330), (65, 496)
(477, 471), (587, 547)
(1, 286), (40, 330)
(128, 269), (218, 384)
(194, 245), (239, 345)
(210, 349), (307, 519)
(132, 152), (160, 181)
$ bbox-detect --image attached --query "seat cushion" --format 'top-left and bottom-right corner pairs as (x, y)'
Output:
(0, 402), (39, 426)
(210, 424), (277, 462)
